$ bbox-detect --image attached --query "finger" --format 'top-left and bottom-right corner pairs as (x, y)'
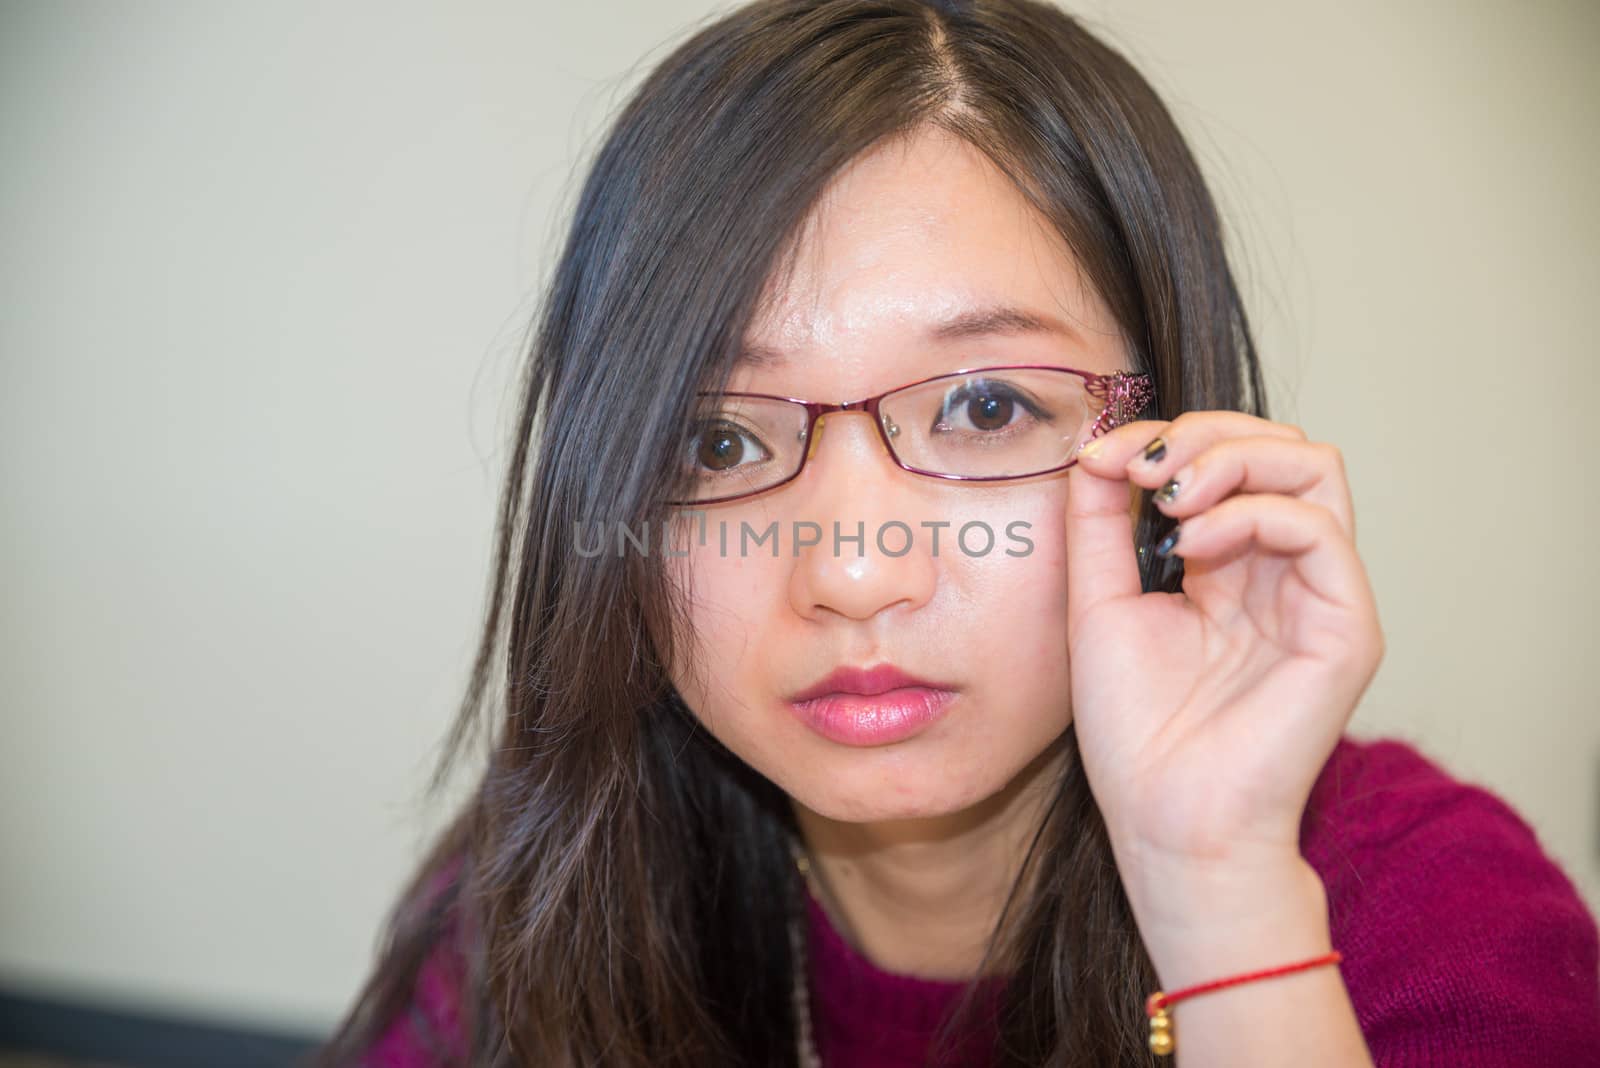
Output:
(1076, 411), (1304, 485)
(1148, 436), (1355, 539)
(1156, 493), (1375, 617)
(1064, 454), (1141, 631)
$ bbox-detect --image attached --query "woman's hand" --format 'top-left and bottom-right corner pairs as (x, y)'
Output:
(1063, 411), (1385, 894)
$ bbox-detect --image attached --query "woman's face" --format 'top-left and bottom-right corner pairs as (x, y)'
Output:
(665, 126), (1134, 825)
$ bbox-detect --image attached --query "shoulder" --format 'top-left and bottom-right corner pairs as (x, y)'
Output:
(1298, 732), (1600, 1063)
(362, 941), (467, 1067)
(361, 855), (472, 1067)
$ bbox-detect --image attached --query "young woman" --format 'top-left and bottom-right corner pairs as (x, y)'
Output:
(310, 1), (1600, 1065)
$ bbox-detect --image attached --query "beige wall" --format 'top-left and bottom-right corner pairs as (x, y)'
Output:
(2, 0), (1594, 1036)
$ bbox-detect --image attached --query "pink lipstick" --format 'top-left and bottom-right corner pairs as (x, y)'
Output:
(788, 663), (958, 747)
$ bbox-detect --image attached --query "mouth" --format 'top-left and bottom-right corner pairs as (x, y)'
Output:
(788, 663), (959, 747)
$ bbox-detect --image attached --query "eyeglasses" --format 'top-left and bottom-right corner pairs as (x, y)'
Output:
(669, 364), (1154, 506)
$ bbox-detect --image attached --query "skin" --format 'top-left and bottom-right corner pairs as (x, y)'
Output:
(665, 123), (1381, 1065)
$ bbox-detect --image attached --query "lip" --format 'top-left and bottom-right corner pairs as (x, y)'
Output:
(790, 688), (958, 746)
(789, 663), (952, 703)
(788, 663), (959, 747)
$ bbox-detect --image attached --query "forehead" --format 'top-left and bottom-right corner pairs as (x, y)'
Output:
(738, 126), (1124, 377)
(737, 303), (1089, 370)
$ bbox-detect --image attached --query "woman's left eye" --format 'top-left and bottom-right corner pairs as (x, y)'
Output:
(934, 382), (1039, 434)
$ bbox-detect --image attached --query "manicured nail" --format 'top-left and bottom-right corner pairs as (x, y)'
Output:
(1077, 438), (1104, 460)
(1154, 525), (1181, 558)
(1155, 478), (1181, 504)
(1142, 436), (1167, 464)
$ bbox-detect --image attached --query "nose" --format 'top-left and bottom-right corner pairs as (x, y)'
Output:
(785, 411), (940, 623)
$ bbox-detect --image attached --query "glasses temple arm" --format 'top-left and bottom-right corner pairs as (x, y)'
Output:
(1084, 370), (1156, 438)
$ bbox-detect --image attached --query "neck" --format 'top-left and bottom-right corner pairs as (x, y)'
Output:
(790, 732), (1069, 981)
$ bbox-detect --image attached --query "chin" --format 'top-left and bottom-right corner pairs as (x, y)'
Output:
(788, 765), (996, 826)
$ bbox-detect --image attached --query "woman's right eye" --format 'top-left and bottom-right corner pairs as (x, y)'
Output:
(690, 420), (770, 473)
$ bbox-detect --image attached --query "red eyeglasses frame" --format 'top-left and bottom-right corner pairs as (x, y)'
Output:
(670, 364), (1155, 507)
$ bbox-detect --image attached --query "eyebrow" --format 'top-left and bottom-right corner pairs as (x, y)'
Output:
(736, 303), (1081, 367)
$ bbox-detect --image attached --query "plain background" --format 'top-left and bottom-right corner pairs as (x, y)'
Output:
(3, 0), (1596, 1039)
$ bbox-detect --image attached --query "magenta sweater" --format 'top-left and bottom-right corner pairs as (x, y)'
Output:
(361, 733), (1600, 1065)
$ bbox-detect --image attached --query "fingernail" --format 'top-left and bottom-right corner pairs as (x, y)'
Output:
(1142, 437), (1167, 464)
(1154, 478), (1181, 504)
(1154, 525), (1181, 558)
(1077, 438), (1104, 460)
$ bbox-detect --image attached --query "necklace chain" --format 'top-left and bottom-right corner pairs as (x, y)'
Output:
(788, 837), (823, 1068)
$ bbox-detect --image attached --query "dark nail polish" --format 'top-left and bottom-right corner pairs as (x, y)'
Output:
(1155, 478), (1180, 503)
(1142, 437), (1167, 464)
(1154, 526), (1180, 558)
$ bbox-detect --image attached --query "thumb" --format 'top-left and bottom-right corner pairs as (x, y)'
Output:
(1064, 457), (1141, 634)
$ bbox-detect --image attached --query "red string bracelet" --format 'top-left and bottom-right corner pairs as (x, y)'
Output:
(1144, 950), (1343, 1057)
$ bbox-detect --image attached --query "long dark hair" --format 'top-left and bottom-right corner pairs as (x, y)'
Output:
(309, 1), (1266, 1064)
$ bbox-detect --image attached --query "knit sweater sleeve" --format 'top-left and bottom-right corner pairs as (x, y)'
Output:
(1300, 734), (1600, 1066)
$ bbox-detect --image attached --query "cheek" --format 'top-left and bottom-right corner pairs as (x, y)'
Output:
(663, 543), (786, 713)
(952, 490), (1073, 714)
(664, 544), (826, 806)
